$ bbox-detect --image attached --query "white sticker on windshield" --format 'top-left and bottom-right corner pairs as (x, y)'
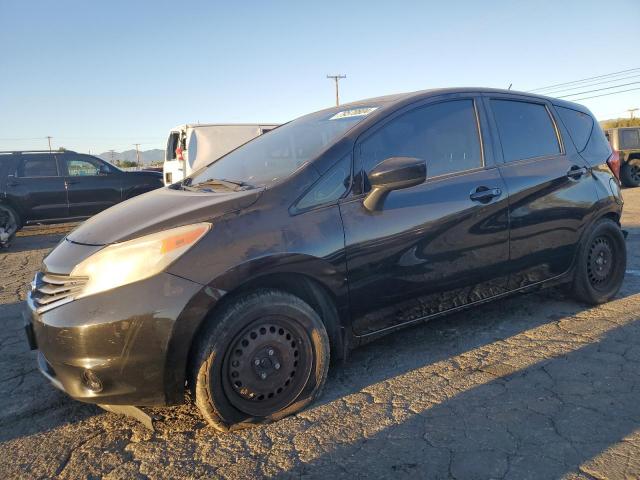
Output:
(329, 107), (378, 120)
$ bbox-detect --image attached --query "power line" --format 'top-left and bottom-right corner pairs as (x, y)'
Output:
(529, 67), (640, 92)
(570, 87), (640, 102)
(556, 81), (640, 99)
(538, 73), (640, 96)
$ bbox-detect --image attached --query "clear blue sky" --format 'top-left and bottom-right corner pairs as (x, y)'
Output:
(1, 0), (638, 154)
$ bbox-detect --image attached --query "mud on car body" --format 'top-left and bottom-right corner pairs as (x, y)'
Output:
(25, 88), (626, 431)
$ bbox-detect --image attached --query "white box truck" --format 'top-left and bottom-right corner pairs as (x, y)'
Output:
(163, 123), (278, 185)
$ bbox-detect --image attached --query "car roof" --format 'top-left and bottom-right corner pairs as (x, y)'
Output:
(0, 149), (76, 155)
(319, 87), (590, 117)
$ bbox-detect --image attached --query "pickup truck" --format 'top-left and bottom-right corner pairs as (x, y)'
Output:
(605, 127), (640, 187)
(0, 149), (163, 247)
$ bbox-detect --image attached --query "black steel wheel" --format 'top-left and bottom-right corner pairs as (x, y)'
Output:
(221, 316), (313, 416)
(571, 218), (626, 304)
(621, 159), (640, 188)
(586, 236), (615, 291)
(191, 289), (330, 432)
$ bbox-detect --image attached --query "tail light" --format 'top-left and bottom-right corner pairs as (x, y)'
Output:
(176, 146), (184, 161)
(607, 150), (621, 180)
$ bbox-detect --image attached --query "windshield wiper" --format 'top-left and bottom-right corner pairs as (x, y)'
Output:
(216, 178), (254, 189)
(181, 178), (254, 192)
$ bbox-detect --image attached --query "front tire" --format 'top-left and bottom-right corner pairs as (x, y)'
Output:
(191, 289), (330, 432)
(620, 158), (640, 188)
(571, 218), (626, 304)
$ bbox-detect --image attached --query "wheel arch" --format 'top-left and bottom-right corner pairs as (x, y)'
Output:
(568, 208), (622, 273)
(626, 152), (640, 161)
(0, 198), (24, 226)
(601, 210), (621, 225)
(0, 198), (25, 230)
(172, 256), (350, 402)
(225, 272), (346, 357)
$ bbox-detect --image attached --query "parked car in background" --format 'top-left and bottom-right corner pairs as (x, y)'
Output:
(163, 123), (279, 185)
(25, 88), (625, 432)
(0, 149), (163, 246)
(604, 127), (640, 187)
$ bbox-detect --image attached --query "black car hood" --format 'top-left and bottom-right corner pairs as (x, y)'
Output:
(66, 186), (263, 246)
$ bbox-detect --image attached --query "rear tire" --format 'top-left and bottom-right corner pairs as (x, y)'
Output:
(620, 158), (640, 188)
(191, 289), (330, 432)
(0, 204), (21, 248)
(570, 218), (626, 304)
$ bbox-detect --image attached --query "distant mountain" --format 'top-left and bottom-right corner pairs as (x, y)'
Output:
(97, 149), (164, 166)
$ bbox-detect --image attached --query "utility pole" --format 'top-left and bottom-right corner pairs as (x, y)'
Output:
(109, 149), (116, 165)
(326, 74), (346, 106)
(46, 136), (52, 153)
(133, 143), (141, 168)
(627, 108), (638, 119)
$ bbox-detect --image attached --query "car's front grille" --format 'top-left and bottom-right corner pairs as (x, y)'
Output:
(31, 271), (88, 313)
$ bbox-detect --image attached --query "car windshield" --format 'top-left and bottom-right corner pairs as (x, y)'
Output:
(183, 106), (379, 191)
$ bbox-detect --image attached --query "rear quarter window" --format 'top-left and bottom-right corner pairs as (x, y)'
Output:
(555, 106), (593, 152)
(583, 125), (612, 164)
(555, 106), (611, 165)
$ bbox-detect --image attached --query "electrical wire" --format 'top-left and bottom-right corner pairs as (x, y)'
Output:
(556, 81), (640, 99)
(529, 67), (640, 92)
(570, 87), (640, 102)
(538, 73), (640, 96)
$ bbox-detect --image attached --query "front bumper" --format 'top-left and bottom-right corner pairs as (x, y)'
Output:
(25, 271), (205, 406)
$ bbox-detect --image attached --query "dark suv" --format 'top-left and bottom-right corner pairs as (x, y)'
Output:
(25, 88), (626, 432)
(0, 150), (163, 246)
(604, 127), (640, 187)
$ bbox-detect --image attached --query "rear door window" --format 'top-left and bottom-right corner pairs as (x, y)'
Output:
(555, 106), (593, 152)
(17, 154), (59, 177)
(491, 100), (560, 162)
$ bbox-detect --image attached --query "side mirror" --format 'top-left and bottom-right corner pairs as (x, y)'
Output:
(363, 156), (426, 211)
(99, 165), (111, 175)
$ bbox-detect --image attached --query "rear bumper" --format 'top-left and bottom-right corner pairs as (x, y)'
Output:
(25, 272), (206, 406)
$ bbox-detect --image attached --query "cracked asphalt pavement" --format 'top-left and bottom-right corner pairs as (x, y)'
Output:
(1, 191), (640, 480)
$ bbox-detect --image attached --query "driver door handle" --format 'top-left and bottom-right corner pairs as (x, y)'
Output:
(470, 186), (502, 203)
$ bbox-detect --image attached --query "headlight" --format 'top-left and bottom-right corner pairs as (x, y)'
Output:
(70, 223), (211, 298)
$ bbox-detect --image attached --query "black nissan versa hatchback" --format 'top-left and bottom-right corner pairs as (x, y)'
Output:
(25, 88), (626, 431)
